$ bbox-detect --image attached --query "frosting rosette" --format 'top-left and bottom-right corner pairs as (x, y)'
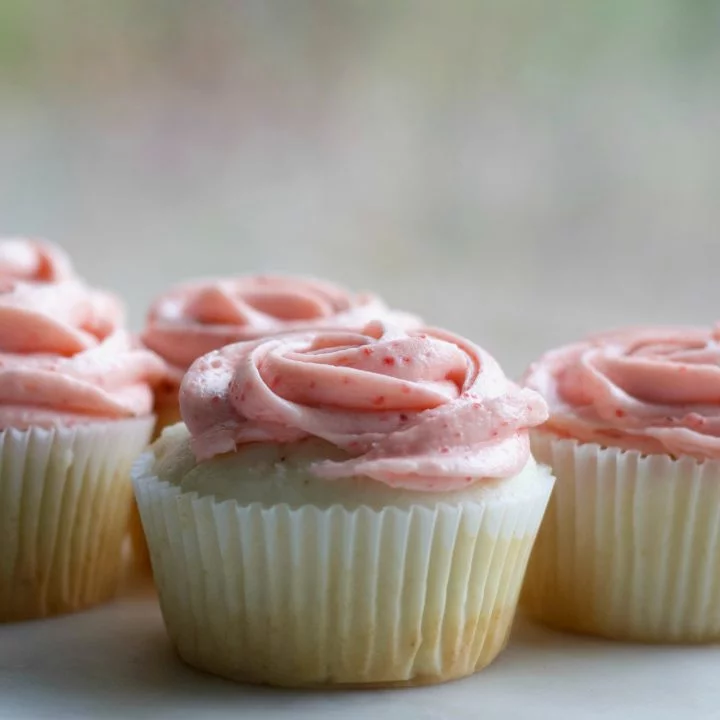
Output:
(524, 325), (720, 460)
(0, 274), (166, 429)
(142, 275), (421, 388)
(180, 321), (548, 490)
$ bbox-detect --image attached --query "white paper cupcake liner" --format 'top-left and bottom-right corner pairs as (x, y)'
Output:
(134, 453), (554, 687)
(522, 431), (720, 642)
(0, 417), (155, 621)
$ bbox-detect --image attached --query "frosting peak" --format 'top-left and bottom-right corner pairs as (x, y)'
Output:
(0, 238), (74, 283)
(180, 322), (548, 491)
(142, 275), (421, 388)
(524, 325), (720, 460)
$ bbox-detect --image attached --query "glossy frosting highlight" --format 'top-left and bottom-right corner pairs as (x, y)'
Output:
(524, 326), (720, 460)
(180, 321), (548, 490)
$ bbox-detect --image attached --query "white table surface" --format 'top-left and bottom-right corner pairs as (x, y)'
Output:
(0, 581), (717, 720)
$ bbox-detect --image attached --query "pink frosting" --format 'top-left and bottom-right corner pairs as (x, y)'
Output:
(180, 321), (548, 491)
(524, 326), (720, 460)
(142, 275), (421, 392)
(0, 241), (166, 428)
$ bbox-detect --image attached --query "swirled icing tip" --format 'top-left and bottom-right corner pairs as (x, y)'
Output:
(524, 324), (720, 460)
(142, 274), (422, 381)
(0, 237), (75, 283)
(0, 280), (126, 354)
(180, 320), (548, 490)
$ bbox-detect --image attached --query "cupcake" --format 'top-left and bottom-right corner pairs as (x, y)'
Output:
(522, 326), (720, 642)
(133, 321), (554, 687)
(0, 238), (165, 621)
(130, 275), (421, 571)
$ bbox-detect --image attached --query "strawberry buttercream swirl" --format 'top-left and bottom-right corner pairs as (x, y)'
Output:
(524, 326), (720, 460)
(142, 275), (421, 390)
(0, 254), (166, 428)
(180, 321), (548, 490)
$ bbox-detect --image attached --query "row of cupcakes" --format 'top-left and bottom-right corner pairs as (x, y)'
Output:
(1, 238), (718, 687)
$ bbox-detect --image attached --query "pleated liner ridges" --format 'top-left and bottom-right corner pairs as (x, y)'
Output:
(0, 418), (154, 622)
(134, 458), (553, 687)
(522, 431), (720, 642)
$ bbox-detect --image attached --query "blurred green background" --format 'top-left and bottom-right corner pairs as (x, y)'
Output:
(1, 1), (718, 373)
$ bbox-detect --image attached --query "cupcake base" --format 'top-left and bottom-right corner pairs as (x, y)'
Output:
(127, 400), (181, 577)
(523, 431), (720, 643)
(0, 418), (154, 622)
(152, 398), (181, 438)
(127, 500), (153, 578)
(183, 606), (516, 689)
(133, 452), (553, 687)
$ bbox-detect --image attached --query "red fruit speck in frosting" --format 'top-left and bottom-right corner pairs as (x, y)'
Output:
(372, 395), (385, 406)
(383, 356), (396, 366)
(402, 356), (411, 364)
(615, 409), (626, 418)
(363, 347), (374, 356)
